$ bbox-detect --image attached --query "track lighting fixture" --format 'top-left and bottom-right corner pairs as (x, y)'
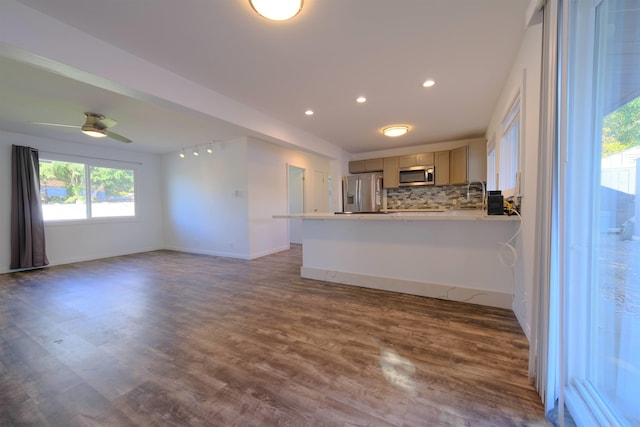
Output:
(177, 142), (216, 159)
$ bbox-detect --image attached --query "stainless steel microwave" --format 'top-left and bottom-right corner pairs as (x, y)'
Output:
(399, 165), (435, 186)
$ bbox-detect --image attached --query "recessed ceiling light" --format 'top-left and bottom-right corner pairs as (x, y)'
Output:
(249, 0), (302, 21)
(356, 96), (367, 103)
(422, 79), (436, 88)
(305, 110), (314, 116)
(383, 125), (409, 137)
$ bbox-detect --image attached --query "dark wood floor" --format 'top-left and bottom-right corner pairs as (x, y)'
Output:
(0, 246), (547, 426)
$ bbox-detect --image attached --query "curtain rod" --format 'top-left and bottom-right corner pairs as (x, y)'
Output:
(39, 150), (143, 166)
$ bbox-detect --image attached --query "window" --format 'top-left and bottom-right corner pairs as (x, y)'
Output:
(40, 158), (135, 221)
(499, 97), (521, 196)
(486, 138), (497, 191)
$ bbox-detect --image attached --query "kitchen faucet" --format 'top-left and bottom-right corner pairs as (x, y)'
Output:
(466, 181), (486, 210)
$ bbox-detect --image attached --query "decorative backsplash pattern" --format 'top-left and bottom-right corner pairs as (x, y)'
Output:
(386, 185), (485, 210)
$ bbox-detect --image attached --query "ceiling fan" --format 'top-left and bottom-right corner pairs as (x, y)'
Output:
(32, 112), (132, 143)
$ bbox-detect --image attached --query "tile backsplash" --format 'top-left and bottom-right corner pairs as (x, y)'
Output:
(386, 185), (484, 210)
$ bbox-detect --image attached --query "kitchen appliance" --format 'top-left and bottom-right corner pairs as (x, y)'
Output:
(399, 165), (435, 186)
(487, 190), (504, 215)
(342, 173), (383, 212)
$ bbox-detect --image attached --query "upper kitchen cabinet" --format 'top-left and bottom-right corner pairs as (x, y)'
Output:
(383, 157), (399, 188)
(398, 152), (435, 168)
(467, 139), (487, 183)
(450, 146), (468, 185)
(434, 151), (450, 186)
(348, 158), (384, 174)
(449, 140), (487, 184)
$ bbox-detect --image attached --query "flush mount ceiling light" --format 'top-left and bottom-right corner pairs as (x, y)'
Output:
(249, 0), (303, 21)
(422, 79), (436, 88)
(356, 96), (367, 103)
(383, 125), (409, 137)
(305, 109), (314, 116)
(179, 149), (186, 159)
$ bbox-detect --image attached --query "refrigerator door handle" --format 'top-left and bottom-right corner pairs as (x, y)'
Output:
(356, 177), (361, 212)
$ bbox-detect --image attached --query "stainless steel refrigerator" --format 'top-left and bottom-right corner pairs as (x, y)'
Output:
(342, 173), (383, 212)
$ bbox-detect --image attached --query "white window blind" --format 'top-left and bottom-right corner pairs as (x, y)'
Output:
(499, 98), (521, 195)
(487, 138), (497, 191)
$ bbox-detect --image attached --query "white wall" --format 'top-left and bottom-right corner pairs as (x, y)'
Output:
(0, 130), (164, 274)
(162, 138), (250, 258)
(247, 137), (331, 258)
(248, 138), (289, 258)
(162, 136), (331, 260)
(486, 22), (543, 339)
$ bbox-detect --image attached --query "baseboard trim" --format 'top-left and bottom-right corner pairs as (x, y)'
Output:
(301, 267), (512, 309)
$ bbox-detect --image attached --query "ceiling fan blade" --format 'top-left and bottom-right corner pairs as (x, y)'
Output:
(31, 121), (80, 128)
(99, 117), (118, 128)
(106, 130), (132, 143)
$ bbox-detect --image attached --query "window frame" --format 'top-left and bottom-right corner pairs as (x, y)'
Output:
(498, 94), (522, 198)
(486, 136), (498, 191)
(560, 0), (640, 425)
(39, 153), (138, 224)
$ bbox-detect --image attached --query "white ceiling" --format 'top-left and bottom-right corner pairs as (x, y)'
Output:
(0, 0), (529, 155)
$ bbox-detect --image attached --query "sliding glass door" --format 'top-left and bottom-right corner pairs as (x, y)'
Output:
(562, 0), (640, 424)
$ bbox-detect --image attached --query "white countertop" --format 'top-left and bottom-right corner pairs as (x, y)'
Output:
(273, 210), (519, 221)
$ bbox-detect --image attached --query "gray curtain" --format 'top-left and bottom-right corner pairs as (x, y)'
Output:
(10, 145), (49, 269)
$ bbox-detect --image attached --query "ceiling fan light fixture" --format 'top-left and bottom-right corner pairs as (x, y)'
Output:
(383, 125), (409, 137)
(81, 126), (107, 138)
(249, 0), (302, 21)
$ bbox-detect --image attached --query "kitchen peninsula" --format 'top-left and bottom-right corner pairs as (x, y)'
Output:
(274, 211), (520, 309)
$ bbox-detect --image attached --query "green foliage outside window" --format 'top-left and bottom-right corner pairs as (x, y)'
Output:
(90, 166), (134, 202)
(39, 160), (86, 204)
(602, 96), (640, 157)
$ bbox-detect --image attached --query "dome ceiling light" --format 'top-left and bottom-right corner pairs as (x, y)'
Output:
(249, 0), (303, 21)
(81, 127), (107, 138)
(383, 125), (409, 137)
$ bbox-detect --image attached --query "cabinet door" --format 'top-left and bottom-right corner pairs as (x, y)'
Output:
(398, 155), (417, 168)
(449, 145), (467, 185)
(434, 151), (450, 186)
(365, 158), (384, 172)
(467, 139), (487, 182)
(416, 152), (434, 166)
(450, 146), (468, 185)
(383, 157), (399, 188)
(349, 160), (365, 174)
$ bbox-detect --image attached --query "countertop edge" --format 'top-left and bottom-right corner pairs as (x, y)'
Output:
(272, 213), (520, 221)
